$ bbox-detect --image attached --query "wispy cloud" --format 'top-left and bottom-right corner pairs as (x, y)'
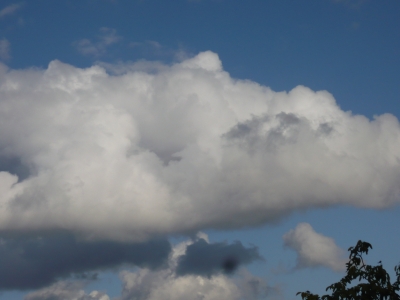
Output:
(0, 3), (23, 18)
(129, 40), (162, 51)
(0, 38), (10, 61)
(74, 27), (122, 57)
(129, 40), (191, 61)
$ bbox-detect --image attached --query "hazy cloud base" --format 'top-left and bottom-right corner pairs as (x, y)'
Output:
(0, 233), (171, 290)
(24, 235), (276, 300)
(0, 51), (399, 241)
(176, 238), (262, 277)
(0, 231), (261, 292)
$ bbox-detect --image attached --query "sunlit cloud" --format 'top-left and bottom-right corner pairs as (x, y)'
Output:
(0, 51), (399, 242)
(283, 223), (346, 271)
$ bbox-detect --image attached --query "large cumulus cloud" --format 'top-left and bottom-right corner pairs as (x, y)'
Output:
(0, 51), (399, 241)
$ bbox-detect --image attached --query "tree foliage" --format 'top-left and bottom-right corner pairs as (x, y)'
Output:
(297, 240), (400, 300)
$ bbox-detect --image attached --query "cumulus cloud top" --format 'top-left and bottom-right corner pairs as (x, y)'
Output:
(0, 51), (400, 241)
(283, 223), (346, 271)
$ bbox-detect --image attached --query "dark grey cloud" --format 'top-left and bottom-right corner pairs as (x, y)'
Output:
(224, 112), (306, 148)
(0, 233), (171, 290)
(176, 239), (263, 277)
(0, 155), (31, 181)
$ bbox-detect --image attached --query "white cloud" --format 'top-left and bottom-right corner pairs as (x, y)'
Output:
(118, 269), (241, 300)
(0, 51), (400, 241)
(118, 269), (278, 300)
(74, 27), (122, 57)
(0, 38), (10, 61)
(24, 281), (110, 300)
(0, 3), (23, 18)
(283, 223), (346, 271)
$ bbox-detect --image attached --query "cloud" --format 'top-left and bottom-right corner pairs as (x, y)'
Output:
(128, 40), (168, 58)
(0, 233), (171, 290)
(283, 223), (346, 271)
(24, 281), (109, 300)
(0, 38), (10, 61)
(116, 236), (275, 300)
(25, 272), (271, 300)
(117, 269), (278, 300)
(236, 269), (280, 300)
(0, 3), (23, 18)
(23, 236), (278, 300)
(117, 268), (241, 300)
(74, 27), (122, 57)
(176, 238), (262, 277)
(129, 40), (162, 51)
(0, 51), (400, 241)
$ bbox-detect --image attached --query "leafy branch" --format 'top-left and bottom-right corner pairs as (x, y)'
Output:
(297, 240), (400, 300)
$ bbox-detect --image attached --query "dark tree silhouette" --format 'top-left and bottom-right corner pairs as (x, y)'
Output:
(297, 240), (400, 300)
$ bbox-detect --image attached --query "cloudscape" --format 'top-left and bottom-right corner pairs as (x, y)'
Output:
(0, 0), (399, 299)
(1, 52), (399, 242)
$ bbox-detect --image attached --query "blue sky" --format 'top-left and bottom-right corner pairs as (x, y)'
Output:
(0, 1), (399, 299)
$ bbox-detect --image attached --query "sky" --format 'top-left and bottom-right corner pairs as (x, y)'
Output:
(0, 0), (399, 299)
